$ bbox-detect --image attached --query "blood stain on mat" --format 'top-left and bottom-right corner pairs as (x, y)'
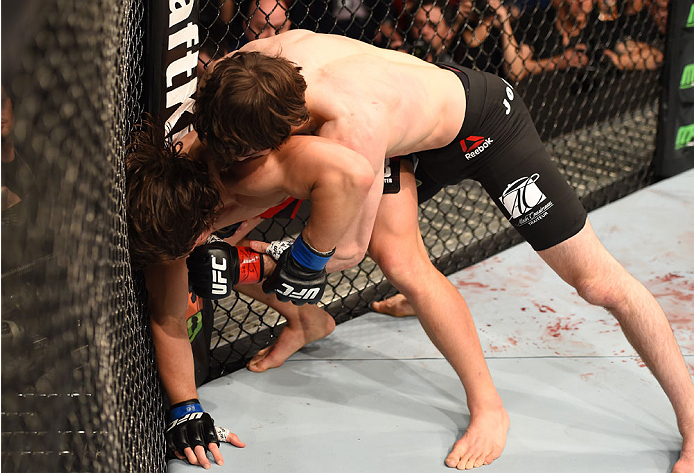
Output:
(643, 272), (694, 352)
(533, 301), (556, 313)
(544, 317), (583, 339)
(454, 280), (490, 290)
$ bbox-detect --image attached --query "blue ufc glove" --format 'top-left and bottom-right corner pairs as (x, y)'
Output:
(165, 399), (218, 456)
(262, 234), (334, 306)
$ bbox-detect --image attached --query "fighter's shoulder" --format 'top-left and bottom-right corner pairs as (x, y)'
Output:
(276, 135), (359, 161)
(240, 29), (317, 53)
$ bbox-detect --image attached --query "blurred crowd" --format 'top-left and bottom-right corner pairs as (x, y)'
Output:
(196, 0), (668, 81)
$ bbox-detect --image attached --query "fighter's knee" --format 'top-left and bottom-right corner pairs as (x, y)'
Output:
(369, 249), (421, 288)
(573, 276), (623, 309)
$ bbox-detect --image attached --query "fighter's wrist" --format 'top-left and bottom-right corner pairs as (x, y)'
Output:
(262, 254), (277, 276)
(290, 233), (335, 271)
(169, 399), (203, 421)
(235, 246), (264, 285)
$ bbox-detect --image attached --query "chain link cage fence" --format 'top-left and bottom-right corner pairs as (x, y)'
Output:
(0, 0), (667, 470)
(199, 0), (667, 377)
(1, 0), (166, 472)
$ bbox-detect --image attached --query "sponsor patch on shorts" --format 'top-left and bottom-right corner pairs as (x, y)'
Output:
(460, 135), (493, 160)
(500, 173), (554, 226)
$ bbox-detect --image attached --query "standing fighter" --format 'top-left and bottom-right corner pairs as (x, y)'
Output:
(189, 29), (694, 472)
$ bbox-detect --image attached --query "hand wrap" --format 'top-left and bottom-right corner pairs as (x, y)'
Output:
(165, 399), (218, 455)
(187, 236), (264, 300)
(262, 234), (334, 306)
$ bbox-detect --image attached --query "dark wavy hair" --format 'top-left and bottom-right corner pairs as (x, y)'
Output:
(126, 116), (221, 269)
(193, 51), (309, 164)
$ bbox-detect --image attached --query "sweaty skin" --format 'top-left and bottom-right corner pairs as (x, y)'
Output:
(202, 30), (694, 473)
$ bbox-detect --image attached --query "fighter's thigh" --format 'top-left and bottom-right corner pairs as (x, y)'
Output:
(368, 161), (428, 263)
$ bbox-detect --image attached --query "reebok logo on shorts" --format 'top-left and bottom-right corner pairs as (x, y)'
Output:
(500, 173), (554, 225)
(460, 135), (493, 160)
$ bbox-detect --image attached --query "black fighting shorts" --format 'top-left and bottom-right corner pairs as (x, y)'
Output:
(414, 64), (587, 251)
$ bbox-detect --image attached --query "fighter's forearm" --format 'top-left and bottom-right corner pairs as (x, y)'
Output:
(301, 161), (375, 256)
(144, 260), (199, 404)
(151, 313), (199, 404)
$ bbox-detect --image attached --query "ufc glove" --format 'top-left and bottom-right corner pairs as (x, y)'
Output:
(262, 234), (334, 306)
(187, 240), (263, 299)
(165, 399), (218, 455)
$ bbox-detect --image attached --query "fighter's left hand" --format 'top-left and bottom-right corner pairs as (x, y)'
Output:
(171, 425), (246, 468)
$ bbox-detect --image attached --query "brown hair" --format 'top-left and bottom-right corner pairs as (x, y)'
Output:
(126, 116), (221, 269)
(193, 51), (309, 164)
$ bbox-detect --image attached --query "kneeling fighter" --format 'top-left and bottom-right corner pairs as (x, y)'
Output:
(126, 121), (371, 468)
(189, 30), (694, 471)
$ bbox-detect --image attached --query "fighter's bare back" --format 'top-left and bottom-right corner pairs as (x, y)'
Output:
(238, 30), (467, 164)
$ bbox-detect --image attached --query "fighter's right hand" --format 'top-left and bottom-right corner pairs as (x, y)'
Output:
(261, 235), (334, 306)
(187, 241), (264, 300)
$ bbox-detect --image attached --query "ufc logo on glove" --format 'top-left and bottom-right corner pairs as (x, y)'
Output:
(263, 235), (335, 306)
(167, 412), (204, 431)
(277, 283), (321, 300)
(211, 256), (228, 296)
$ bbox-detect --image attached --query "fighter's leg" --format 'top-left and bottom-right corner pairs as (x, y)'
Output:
(538, 219), (694, 472)
(237, 283), (335, 372)
(367, 162), (508, 469)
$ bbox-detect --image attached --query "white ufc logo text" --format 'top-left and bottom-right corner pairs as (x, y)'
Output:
(166, 412), (203, 431)
(211, 256), (228, 295)
(277, 283), (320, 300)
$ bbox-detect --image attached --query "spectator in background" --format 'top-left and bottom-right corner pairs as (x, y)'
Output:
(401, 0), (459, 62)
(310, 0), (390, 42)
(451, 0), (515, 77)
(242, 0), (292, 44)
(498, 0), (594, 82)
(375, 0), (408, 50)
(594, 0), (664, 71)
(648, 0), (668, 35)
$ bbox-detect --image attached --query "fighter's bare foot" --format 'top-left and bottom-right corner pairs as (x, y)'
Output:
(673, 432), (694, 473)
(445, 404), (510, 469)
(673, 453), (694, 473)
(247, 305), (335, 372)
(370, 294), (416, 317)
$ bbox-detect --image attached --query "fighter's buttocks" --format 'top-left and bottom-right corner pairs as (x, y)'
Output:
(238, 30), (467, 160)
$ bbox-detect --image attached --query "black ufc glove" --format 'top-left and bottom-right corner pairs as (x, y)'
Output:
(187, 239), (264, 300)
(165, 399), (218, 455)
(262, 235), (334, 306)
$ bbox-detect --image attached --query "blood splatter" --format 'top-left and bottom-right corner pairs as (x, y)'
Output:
(533, 302), (556, 313)
(544, 317), (582, 338)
